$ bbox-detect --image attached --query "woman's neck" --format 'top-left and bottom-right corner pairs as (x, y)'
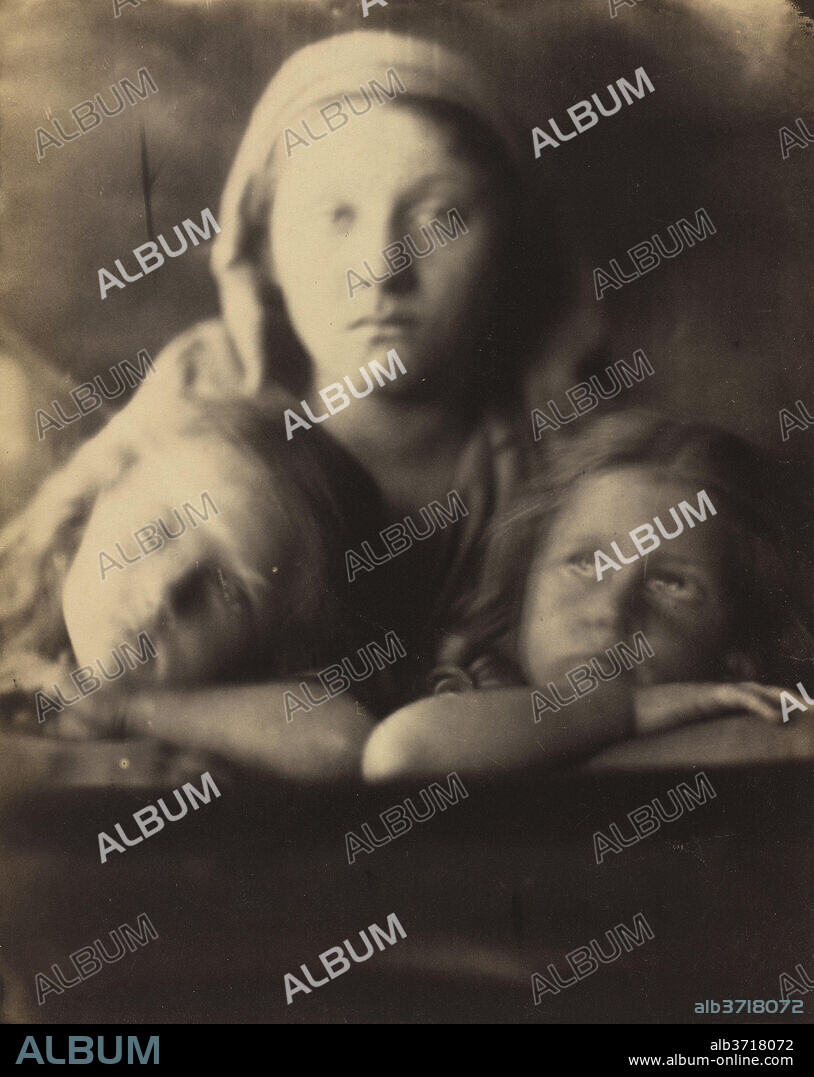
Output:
(311, 391), (480, 515)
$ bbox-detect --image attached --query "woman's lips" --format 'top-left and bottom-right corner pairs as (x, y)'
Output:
(369, 326), (415, 343)
(353, 319), (418, 345)
(349, 314), (417, 331)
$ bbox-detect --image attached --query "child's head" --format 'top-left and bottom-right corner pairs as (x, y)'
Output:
(449, 409), (813, 688)
(61, 396), (383, 686)
(213, 31), (562, 403)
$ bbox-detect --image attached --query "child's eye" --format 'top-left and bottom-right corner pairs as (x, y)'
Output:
(214, 568), (251, 614)
(166, 567), (250, 622)
(566, 553), (596, 577)
(165, 568), (209, 618)
(646, 572), (700, 601)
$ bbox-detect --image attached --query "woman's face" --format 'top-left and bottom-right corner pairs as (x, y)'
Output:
(517, 468), (730, 687)
(268, 101), (507, 395)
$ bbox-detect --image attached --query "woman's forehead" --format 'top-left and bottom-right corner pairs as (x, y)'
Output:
(273, 101), (477, 189)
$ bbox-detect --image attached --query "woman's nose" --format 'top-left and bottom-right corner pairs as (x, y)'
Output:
(381, 255), (418, 295)
(353, 208), (419, 293)
(350, 205), (399, 261)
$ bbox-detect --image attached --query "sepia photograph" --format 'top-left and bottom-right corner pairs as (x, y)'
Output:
(0, 0), (813, 1051)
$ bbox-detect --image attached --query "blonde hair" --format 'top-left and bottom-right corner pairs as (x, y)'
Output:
(61, 393), (385, 681)
(435, 408), (814, 690)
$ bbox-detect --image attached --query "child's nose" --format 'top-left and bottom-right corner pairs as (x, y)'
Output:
(580, 572), (639, 637)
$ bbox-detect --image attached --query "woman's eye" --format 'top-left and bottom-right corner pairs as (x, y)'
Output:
(325, 205), (355, 228)
(567, 553), (596, 577)
(404, 200), (452, 230)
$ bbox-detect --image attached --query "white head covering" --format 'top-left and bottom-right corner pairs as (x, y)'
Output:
(211, 29), (524, 395)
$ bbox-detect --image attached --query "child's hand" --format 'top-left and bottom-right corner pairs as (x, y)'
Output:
(0, 650), (69, 726)
(39, 693), (128, 741)
(0, 649), (128, 738)
(0, 651), (225, 792)
(634, 682), (801, 736)
(0, 725), (225, 796)
(0, 650), (68, 695)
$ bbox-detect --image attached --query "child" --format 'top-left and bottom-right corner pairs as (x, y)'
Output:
(1, 395), (386, 780)
(363, 409), (814, 780)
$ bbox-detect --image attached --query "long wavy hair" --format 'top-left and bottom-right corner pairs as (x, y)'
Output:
(433, 408), (814, 691)
(5, 393), (386, 681)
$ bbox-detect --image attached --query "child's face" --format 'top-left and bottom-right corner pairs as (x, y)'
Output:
(62, 440), (280, 686)
(268, 102), (505, 395)
(517, 468), (730, 687)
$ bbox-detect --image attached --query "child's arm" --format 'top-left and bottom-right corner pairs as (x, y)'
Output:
(362, 680), (796, 782)
(363, 680), (635, 781)
(119, 683), (373, 781)
(0, 653), (374, 782)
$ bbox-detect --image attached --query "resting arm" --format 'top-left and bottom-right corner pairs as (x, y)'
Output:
(37, 680), (374, 783)
(361, 679), (797, 782)
(362, 680), (634, 782)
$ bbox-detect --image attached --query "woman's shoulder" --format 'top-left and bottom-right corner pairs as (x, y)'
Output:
(455, 411), (525, 505)
(150, 318), (249, 401)
(116, 318), (276, 440)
